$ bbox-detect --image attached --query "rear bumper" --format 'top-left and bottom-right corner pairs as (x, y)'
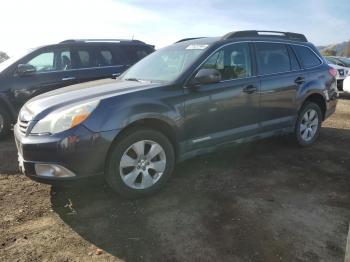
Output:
(324, 89), (338, 120)
(14, 124), (120, 183)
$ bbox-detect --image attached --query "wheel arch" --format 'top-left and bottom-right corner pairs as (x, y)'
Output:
(299, 92), (327, 121)
(104, 116), (180, 172)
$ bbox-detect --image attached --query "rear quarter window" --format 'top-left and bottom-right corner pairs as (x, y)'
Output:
(293, 45), (322, 69)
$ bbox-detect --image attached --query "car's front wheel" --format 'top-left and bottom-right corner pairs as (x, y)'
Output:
(294, 102), (322, 146)
(106, 128), (175, 198)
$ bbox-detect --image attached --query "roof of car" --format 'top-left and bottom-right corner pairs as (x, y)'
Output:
(175, 30), (310, 47)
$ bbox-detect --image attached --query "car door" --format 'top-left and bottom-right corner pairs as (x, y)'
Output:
(10, 47), (78, 111)
(184, 42), (260, 150)
(255, 42), (303, 133)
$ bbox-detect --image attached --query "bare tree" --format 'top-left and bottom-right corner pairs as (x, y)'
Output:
(0, 51), (10, 63)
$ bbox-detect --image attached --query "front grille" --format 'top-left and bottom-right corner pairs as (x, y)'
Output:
(18, 120), (30, 135)
(338, 69), (344, 76)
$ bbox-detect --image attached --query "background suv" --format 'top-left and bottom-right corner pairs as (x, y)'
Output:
(324, 56), (350, 90)
(15, 30), (338, 198)
(0, 39), (155, 137)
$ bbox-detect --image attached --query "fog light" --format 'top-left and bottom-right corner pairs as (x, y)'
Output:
(35, 164), (76, 178)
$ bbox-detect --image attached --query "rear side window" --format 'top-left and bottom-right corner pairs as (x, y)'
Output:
(256, 43), (291, 75)
(95, 48), (122, 67)
(119, 45), (153, 65)
(201, 42), (252, 80)
(76, 49), (94, 68)
(293, 45), (322, 69)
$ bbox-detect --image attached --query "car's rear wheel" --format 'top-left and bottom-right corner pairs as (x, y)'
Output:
(106, 128), (175, 198)
(294, 102), (322, 146)
(0, 106), (11, 139)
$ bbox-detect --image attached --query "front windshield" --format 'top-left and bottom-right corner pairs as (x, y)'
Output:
(0, 49), (32, 73)
(122, 42), (210, 83)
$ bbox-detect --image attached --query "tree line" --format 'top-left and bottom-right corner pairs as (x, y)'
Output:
(321, 41), (350, 57)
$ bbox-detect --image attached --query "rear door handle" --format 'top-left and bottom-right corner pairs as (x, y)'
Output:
(62, 77), (76, 81)
(242, 85), (257, 94)
(295, 77), (305, 85)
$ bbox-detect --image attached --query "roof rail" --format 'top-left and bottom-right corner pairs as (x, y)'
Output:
(59, 39), (146, 44)
(222, 30), (308, 42)
(175, 37), (206, 43)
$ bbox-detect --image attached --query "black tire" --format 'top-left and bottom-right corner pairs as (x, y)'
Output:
(0, 106), (11, 139)
(294, 102), (322, 147)
(106, 128), (175, 198)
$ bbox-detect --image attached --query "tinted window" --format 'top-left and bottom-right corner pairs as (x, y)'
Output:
(256, 43), (290, 75)
(288, 46), (301, 71)
(201, 43), (252, 81)
(77, 49), (93, 68)
(293, 46), (322, 68)
(95, 48), (120, 66)
(27, 52), (54, 72)
(119, 45), (153, 64)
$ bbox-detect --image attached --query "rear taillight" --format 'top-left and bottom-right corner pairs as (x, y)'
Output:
(329, 67), (337, 77)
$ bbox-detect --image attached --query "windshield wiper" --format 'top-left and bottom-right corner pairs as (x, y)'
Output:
(124, 78), (141, 82)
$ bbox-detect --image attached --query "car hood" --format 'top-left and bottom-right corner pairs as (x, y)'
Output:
(23, 78), (163, 120)
(328, 63), (348, 70)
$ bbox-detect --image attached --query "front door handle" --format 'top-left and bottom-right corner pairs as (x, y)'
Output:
(62, 77), (76, 81)
(242, 85), (257, 94)
(295, 77), (305, 85)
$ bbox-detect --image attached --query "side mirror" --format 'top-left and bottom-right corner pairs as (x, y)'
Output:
(192, 68), (221, 86)
(17, 64), (36, 76)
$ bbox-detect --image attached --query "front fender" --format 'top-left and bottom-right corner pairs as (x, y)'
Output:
(84, 97), (183, 134)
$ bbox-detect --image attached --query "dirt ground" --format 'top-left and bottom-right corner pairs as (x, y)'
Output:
(1, 97), (350, 262)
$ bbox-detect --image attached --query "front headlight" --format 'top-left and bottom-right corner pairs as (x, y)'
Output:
(31, 100), (100, 135)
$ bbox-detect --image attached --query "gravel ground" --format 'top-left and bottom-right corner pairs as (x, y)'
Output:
(0, 97), (349, 262)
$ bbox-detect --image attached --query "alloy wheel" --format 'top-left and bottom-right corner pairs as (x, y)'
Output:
(300, 109), (319, 142)
(119, 140), (166, 189)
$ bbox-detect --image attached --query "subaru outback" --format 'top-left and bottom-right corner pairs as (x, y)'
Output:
(14, 31), (338, 198)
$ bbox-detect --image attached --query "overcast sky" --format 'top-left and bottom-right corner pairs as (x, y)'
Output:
(1, 0), (349, 56)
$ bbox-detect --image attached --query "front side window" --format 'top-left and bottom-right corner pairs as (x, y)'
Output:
(27, 52), (55, 72)
(293, 45), (322, 69)
(201, 43), (252, 81)
(58, 50), (72, 70)
(256, 43), (291, 75)
(25, 49), (72, 72)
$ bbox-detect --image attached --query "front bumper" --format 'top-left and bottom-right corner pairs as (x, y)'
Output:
(14, 124), (120, 183)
